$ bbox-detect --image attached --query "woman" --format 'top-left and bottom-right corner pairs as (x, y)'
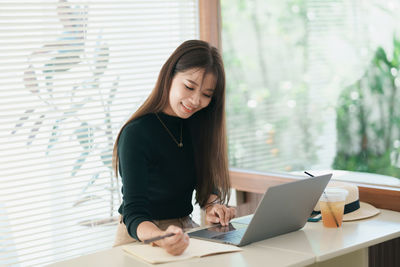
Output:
(112, 40), (236, 255)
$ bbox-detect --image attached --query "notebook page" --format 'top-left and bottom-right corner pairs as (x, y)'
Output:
(123, 238), (242, 264)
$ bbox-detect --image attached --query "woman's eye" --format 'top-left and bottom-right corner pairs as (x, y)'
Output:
(203, 94), (212, 98)
(185, 85), (194, 90)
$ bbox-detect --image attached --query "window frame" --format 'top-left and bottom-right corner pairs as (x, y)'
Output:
(230, 168), (400, 212)
(198, 0), (221, 49)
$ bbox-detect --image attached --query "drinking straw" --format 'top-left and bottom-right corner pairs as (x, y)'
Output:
(304, 171), (339, 227)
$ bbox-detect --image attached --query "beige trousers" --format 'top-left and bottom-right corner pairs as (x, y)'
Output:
(113, 215), (199, 247)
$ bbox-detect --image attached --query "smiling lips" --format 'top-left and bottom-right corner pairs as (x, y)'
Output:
(182, 102), (195, 113)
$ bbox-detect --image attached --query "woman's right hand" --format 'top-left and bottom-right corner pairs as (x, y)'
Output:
(153, 225), (189, 255)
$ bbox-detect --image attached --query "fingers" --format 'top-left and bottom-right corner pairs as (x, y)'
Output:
(165, 233), (189, 255)
(166, 225), (183, 236)
(163, 225), (183, 244)
(205, 205), (221, 225)
(215, 206), (227, 225)
(205, 205), (237, 226)
(222, 206), (236, 225)
(229, 207), (237, 219)
(160, 225), (189, 256)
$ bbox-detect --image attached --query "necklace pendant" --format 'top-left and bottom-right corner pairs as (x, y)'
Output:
(178, 143), (183, 148)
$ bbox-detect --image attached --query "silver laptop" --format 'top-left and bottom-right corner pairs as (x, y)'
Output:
(189, 173), (332, 246)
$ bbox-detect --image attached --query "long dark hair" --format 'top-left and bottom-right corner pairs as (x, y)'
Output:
(112, 39), (230, 207)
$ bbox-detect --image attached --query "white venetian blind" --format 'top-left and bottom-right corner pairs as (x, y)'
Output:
(0, 0), (199, 266)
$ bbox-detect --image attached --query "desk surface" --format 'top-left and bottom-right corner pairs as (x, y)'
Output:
(46, 244), (314, 267)
(47, 209), (400, 267)
(253, 209), (400, 262)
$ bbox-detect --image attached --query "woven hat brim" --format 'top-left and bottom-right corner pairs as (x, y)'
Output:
(342, 202), (380, 221)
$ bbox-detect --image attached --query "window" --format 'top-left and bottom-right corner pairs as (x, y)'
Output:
(221, 0), (400, 183)
(0, 1), (199, 266)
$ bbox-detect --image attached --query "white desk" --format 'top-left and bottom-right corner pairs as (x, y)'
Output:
(253, 209), (400, 266)
(47, 209), (400, 267)
(46, 243), (314, 267)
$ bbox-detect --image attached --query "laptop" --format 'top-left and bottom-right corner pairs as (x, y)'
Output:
(188, 173), (332, 246)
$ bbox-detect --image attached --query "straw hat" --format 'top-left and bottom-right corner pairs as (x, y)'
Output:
(313, 181), (380, 221)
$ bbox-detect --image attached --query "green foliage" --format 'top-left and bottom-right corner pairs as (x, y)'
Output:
(333, 35), (400, 178)
(334, 151), (400, 177)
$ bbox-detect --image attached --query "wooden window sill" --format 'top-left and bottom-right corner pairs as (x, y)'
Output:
(230, 168), (400, 212)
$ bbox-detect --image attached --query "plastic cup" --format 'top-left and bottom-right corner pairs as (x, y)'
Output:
(319, 188), (348, 228)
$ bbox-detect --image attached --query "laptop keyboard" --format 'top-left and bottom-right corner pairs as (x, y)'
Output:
(213, 229), (246, 243)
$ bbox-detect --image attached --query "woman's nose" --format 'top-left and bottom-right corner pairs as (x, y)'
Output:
(189, 92), (200, 107)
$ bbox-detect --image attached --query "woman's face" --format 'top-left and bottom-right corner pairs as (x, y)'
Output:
(164, 68), (216, 119)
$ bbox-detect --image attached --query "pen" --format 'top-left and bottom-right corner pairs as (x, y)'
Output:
(143, 232), (176, 244)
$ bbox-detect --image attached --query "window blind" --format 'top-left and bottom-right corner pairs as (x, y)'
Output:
(0, 1), (199, 266)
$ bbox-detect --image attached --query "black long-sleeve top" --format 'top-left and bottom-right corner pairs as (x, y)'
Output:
(117, 112), (197, 240)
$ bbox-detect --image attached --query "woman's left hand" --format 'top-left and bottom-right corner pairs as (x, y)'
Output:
(205, 204), (236, 226)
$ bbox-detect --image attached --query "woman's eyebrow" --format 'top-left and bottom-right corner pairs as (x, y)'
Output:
(186, 79), (215, 92)
(186, 79), (198, 86)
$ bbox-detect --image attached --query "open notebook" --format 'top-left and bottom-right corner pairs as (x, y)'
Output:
(123, 238), (242, 264)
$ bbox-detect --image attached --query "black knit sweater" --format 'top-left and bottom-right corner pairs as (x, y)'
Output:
(117, 112), (197, 240)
